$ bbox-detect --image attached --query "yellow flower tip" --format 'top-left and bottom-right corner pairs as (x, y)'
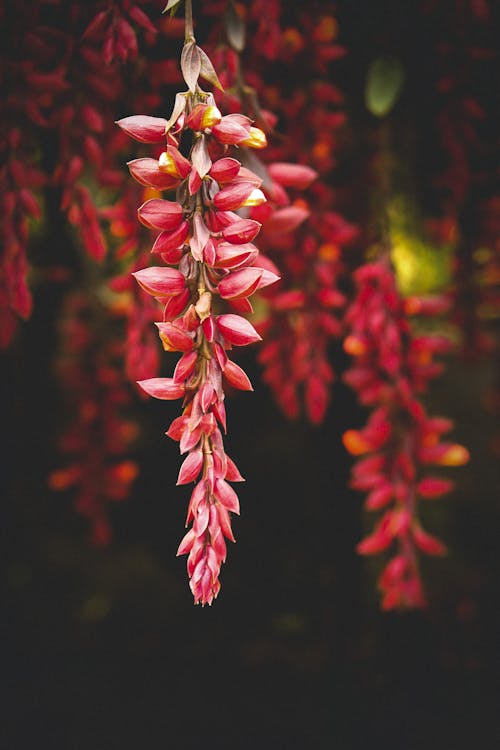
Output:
(344, 335), (366, 356)
(342, 430), (372, 456)
(201, 105), (222, 129)
(241, 127), (268, 149)
(143, 187), (162, 201)
(439, 444), (470, 466)
(158, 151), (180, 177)
(242, 188), (267, 207)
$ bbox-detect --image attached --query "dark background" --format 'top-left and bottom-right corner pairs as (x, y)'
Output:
(2, 1), (500, 748)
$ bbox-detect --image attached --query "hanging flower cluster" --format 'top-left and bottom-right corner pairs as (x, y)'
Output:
(343, 259), (469, 609)
(219, 3), (358, 424)
(117, 5), (279, 603)
(49, 291), (140, 546)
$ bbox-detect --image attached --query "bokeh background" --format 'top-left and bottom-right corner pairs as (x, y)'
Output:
(2, 1), (499, 748)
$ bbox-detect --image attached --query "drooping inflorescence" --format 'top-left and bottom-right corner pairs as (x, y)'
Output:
(343, 259), (469, 609)
(117, 2), (279, 604)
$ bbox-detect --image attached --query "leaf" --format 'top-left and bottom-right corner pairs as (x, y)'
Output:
(165, 92), (187, 133)
(225, 2), (245, 52)
(181, 41), (201, 93)
(198, 47), (224, 92)
(365, 56), (405, 118)
(191, 135), (212, 178)
(162, 0), (183, 14)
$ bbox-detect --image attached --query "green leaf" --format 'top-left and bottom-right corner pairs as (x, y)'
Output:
(365, 56), (405, 118)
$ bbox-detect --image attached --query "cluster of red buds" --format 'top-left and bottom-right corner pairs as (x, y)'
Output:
(342, 259), (469, 609)
(0, 127), (44, 347)
(117, 3), (279, 603)
(205, 2), (356, 424)
(49, 292), (139, 546)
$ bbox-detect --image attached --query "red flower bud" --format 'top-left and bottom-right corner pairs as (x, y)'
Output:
(223, 359), (253, 391)
(127, 158), (179, 190)
(214, 242), (259, 269)
(217, 314), (262, 346)
(222, 219), (261, 244)
(218, 267), (263, 300)
(116, 115), (168, 142)
(155, 322), (194, 352)
(137, 199), (184, 231)
(209, 157), (241, 184)
(133, 267), (186, 297)
(137, 377), (185, 400)
(151, 221), (189, 255)
(211, 114), (251, 144)
(213, 182), (256, 211)
(267, 162), (318, 189)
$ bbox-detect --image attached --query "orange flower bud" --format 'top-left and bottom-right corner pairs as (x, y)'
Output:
(343, 430), (372, 455)
(344, 335), (367, 356)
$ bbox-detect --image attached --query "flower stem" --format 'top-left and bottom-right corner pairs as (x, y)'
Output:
(184, 0), (195, 43)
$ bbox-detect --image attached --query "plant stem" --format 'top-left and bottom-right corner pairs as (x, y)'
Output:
(185, 0), (195, 43)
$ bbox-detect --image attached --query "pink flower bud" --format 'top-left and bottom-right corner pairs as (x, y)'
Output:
(214, 479), (240, 514)
(214, 242), (259, 269)
(177, 451), (204, 485)
(173, 351), (198, 383)
(155, 322), (194, 352)
(209, 157), (241, 184)
(137, 199), (184, 231)
(262, 206), (310, 235)
(163, 287), (191, 320)
(213, 182), (256, 211)
(217, 314), (262, 346)
(151, 221), (189, 255)
(417, 477), (455, 498)
(223, 359), (253, 391)
(218, 267), (262, 300)
(127, 158), (179, 190)
(413, 527), (447, 556)
(133, 267), (186, 297)
(267, 162), (318, 189)
(222, 219), (261, 244)
(137, 377), (185, 400)
(211, 114), (251, 144)
(116, 115), (168, 142)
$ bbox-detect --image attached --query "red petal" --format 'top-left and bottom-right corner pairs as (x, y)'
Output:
(214, 479), (240, 514)
(177, 451), (203, 485)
